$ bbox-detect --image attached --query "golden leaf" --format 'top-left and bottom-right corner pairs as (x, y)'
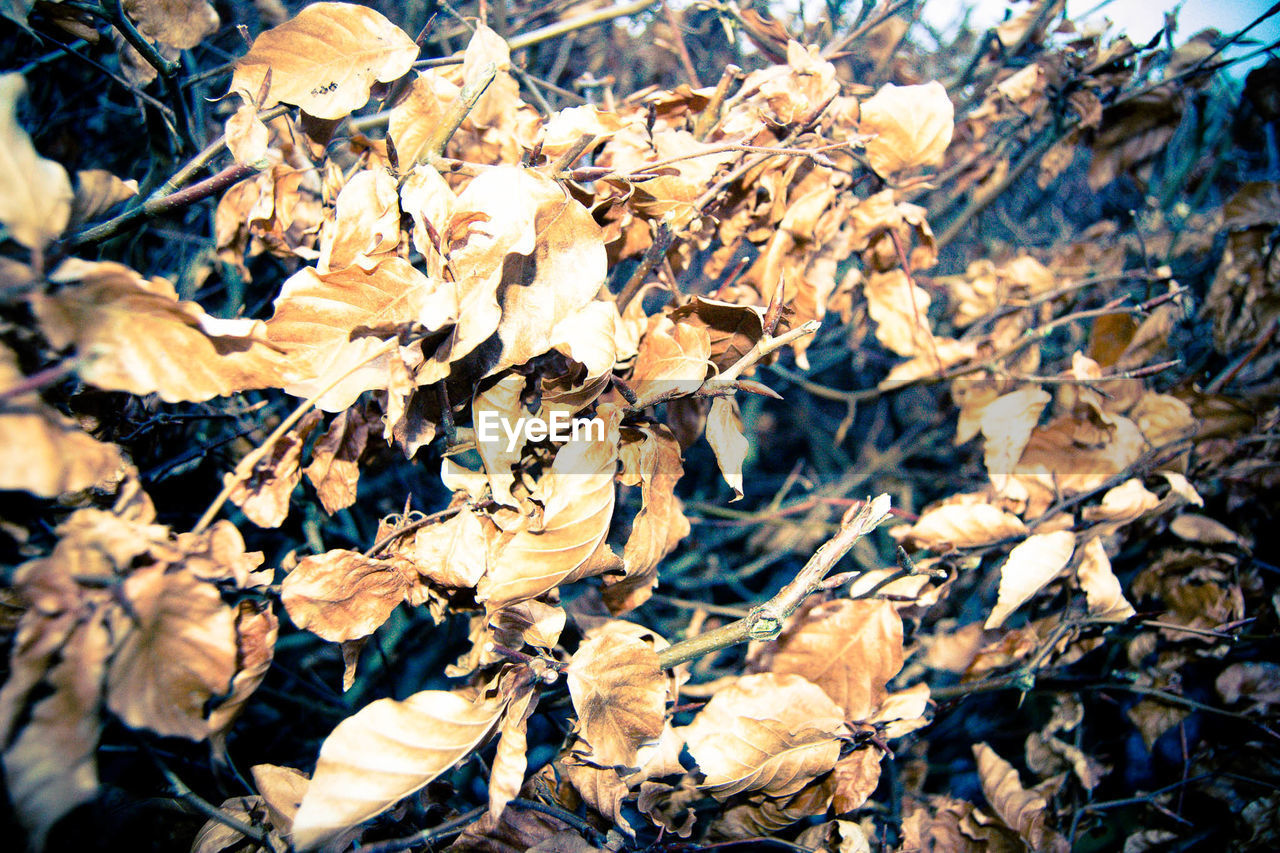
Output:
(760, 599), (904, 721)
(567, 632), (667, 769)
(0, 343), (126, 498)
(291, 688), (505, 849)
(0, 74), (72, 250)
(705, 397), (748, 501)
(33, 259), (286, 402)
(231, 2), (419, 120)
(858, 82), (954, 177)
(122, 0), (218, 49)
(973, 742), (1070, 852)
(898, 502), (1028, 551)
(985, 530), (1077, 629)
(281, 549), (415, 643)
(227, 408), (322, 529)
(682, 673), (846, 799)
(304, 407), (370, 515)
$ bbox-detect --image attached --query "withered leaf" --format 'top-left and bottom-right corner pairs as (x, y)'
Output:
(1075, 537), (1135, 622)
(897, 501), (1028, 551)
(0, 342), (126, 498)
(705, 397), (749, 500)
(985, 530), (1077, 629)
(33, 259), (286, 403)
(682, 672), (846, 799)
(122, 0), (218, 50)
(281, 548), (415, 642)
(858, 81), (954, 177)
(760, 599), (904, 721)
(973, 742), (1069, 853)
(0, 74), (72, 250)
(291, 688), (505, 850)
(478, 407), (622, 610)
(304, 407), (370, 515)
(567, 632), (667, 770)
(227, 409), (322, 529)
(106, 564), (239, 740)
(231, 2), (419, 120)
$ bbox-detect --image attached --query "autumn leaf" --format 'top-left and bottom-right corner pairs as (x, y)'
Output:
(759, 599), (904, 721)
(896, 501), (1028, 551)
(477, 407), (622, 610)
(231, 2), (419, 120)
(567, 631), (667, 769)
(0, 343), (126, 498)
(985, 530), (1077, 629)
(281, 549), (416, 643)
(265, 258), (456, 412)
(858, 81), (954, 177)
(706, 397), (749, 500)
(226, 409), (321, 528)
(973, 742), (1070, 852)
(304, 407), (371, 515)
(1075, 537), (1135, 622)
(0, 73), (73, 250)
(290, 688), (505, 850)
(122, 0), (218, 50)
(682, 673), (846, 799)
(105, 564), (239, 740)
(32, 259), (286, 403)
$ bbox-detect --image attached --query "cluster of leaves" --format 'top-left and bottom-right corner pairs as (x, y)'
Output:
(1, 1), (1278, 851)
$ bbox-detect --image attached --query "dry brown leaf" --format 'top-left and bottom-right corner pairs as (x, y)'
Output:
(304, 407), (370, 514)
(759, 599), (904, 721)
(897, 502), (1028, 551)
(251, 763), (309, 835)
(973, 742), (1069, 852)
(567, 631), (667, 769)
(317, 168), (401, 273)
(225, 99), (271, 167)
(1169, 513), (1249, 548)
(2, 612), (108, 849)
(472, 371), (527, 509)
(33, 259), (286, 402)
(227, 409), (322, 528)
(281, 549), (415, 642)
(122, 0), (218, 49)
(981, 386), (1051, 479)
(1081, 478), (1159, 523)
(630, 316), (712, 407)
(231, 2), (419, 120)
(478, 407), (622, 610)
(605, 423), (689, 614)
(682, 672), (846, 799)
(488, 671), (539, 819)
(796, 819), (872, 853)
(1076, 537), (1135, 622)
(105, 564), (238, 739)
(0, 343), (126, 498)
(706, 397), (749, 500)
(265, 258), (456, 412)
(561, 759), (632, 834)
(865, 269), (934, 357)
(0, 74), (73, 250)
(858, 82), (954, 177)
(1216, 662), (1280, 710)
(69, 168), (138, 228)
(832, 747), (883, 814)
(408, 507), (488, 589)
(985, 530), (1076, 629)
(209, 600), (278, 750)
(290, 688), (505, 850)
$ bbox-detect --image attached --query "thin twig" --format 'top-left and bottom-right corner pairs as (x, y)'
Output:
(358, 806), (487, 853)
(655, 494), (892, 669)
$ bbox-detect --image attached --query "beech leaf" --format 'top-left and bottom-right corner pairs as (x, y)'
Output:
(985, 530), (1077, 629)
(682, 673), (846, 799)
(231, 2), (419, 120)
(291, 689), (504, 849)
(281, 549), (416, 643)
(567, 632), (667, 769)
(858, 81), (954, 177)
(0, 74), (72, 250)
